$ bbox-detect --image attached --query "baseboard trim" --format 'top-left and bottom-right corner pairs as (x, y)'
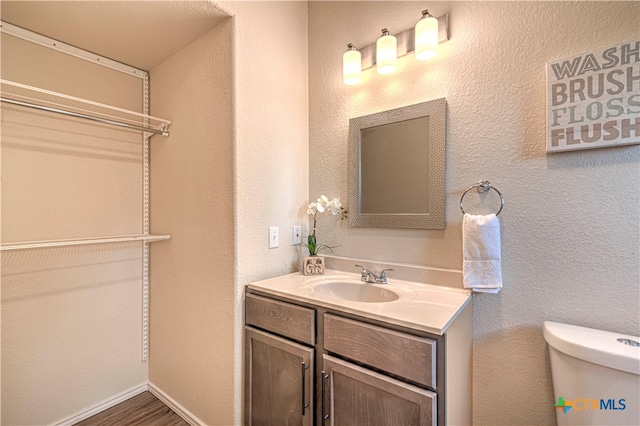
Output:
(51, 381), (204, 426)
(148, 381), (205, 426)
(53, 382), (148, 426)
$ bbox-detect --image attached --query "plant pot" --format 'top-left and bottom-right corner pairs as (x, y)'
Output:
(303, 255), (325, 276)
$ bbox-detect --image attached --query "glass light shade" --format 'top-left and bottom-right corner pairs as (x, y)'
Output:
(376, 30), (397, 75)
(343, 48), (362, 85)
(415, 13), (438, 61)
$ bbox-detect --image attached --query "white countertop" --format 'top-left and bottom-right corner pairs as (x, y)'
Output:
(247, 269), (472, 335)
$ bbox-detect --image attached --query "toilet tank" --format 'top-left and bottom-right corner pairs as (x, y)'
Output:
(543, 321), (640, 426)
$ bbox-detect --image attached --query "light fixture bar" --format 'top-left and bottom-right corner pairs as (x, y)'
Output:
(359, 14), (449, 71)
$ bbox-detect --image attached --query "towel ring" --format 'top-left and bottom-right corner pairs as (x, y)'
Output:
(460, 180), (504, 216)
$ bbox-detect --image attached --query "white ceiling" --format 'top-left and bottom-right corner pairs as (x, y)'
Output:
(0, 1), (229, 71)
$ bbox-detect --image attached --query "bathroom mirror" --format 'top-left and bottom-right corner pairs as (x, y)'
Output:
(348, 98), (446, 229)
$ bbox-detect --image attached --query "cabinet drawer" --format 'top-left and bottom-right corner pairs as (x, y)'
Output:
(246, 293), (315, 345)
(323, 355), (436, 426)
(324, 314), (436, 388)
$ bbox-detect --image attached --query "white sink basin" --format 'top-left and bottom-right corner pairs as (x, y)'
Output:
(312, 281), (399, 303)
(248, 269), (472, 335)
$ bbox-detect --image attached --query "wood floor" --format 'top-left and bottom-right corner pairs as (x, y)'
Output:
(74, 391), (189, 426)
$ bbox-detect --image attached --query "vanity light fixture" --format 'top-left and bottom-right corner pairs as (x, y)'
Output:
(414, 9), (438, 61)
(376, 28), (397, 75)
(343, 43), (362, 85)
(342, 8), (449, 85)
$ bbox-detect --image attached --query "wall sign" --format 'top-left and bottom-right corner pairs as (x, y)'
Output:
(546, 40), (640, 153)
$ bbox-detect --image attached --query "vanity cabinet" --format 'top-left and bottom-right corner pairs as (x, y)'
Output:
(321, 314), (437, 425)
(322, 355), (436, 425)
(245, 328), (314, 425)
(245, 294), (315, 426)
(244, 289), (471, 426)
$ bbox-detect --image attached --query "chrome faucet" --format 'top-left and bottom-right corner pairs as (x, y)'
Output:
(355, 265), (394, 285)
(355, 264), (374, 282)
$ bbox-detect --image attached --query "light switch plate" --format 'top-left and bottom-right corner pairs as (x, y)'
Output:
(293, 226), (302, 245)
(268, 227), (279, 248)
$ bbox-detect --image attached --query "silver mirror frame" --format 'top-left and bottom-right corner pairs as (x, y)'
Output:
(348, 98), (446, 229)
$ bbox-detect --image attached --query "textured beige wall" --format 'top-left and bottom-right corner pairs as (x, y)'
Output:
(149, 17), (235, 426)
(219, 1), (310, 423)
(1, 34), (147, 425)
(150, 1), (309, 423)
(309, 1), (639, 425)
(222, 1), (310, 286)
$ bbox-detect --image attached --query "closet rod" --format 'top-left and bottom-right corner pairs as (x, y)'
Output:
(1, 234), (171, 251)
(0, 97), (170, 136)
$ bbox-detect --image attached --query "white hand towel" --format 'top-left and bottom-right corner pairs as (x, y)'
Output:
(463, 213), (502, 293)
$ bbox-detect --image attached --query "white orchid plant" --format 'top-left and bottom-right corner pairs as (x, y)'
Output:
(302, 195), (347, 256)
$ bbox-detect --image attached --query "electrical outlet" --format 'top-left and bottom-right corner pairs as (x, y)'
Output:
(293, 225), (302, 245)
(269, 227), (279, 248)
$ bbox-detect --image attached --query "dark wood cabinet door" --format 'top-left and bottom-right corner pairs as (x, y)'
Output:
(322, 355), (436, 426)
(245, 327), (314, 426)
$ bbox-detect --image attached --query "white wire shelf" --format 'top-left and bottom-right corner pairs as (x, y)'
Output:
(0, 234), (171, 251)
(0, 79), (171, 136)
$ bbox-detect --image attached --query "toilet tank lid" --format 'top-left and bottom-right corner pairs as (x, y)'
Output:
(543, 321), (640, 375)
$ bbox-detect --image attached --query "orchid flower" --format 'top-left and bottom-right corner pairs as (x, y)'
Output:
(300, 195), (346, 256)
(326, 197), (342, 215)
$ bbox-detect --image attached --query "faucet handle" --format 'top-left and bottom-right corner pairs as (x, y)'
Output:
(355, 264), (369, 280)
(377, 268), (395, 283)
